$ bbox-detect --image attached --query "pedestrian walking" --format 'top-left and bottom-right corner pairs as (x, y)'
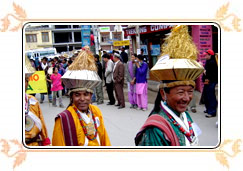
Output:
(25, 56), (51, 146)
(50, 66), (64, 108)
(52, 46), (111, 146)
(126, 53), (137, 109)
(113, 53), (125, 109)
(135, 25), (204, 146)
(135, 54), (148, 111)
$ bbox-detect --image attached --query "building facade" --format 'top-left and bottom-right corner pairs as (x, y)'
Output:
(51, 25), (83, 53)
(97, 25), (128, 52)
(25, 25), (53, 51)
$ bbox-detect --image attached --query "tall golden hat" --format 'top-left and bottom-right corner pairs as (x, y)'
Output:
(150, 25), (204, 84)
(61, 46), (101, 89)
(25, 55), (36, 78)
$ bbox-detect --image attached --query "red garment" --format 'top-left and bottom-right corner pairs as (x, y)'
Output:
(50, 73), (63, 91)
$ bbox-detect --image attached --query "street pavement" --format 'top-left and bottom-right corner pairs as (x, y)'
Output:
(38, 88), (219, 147)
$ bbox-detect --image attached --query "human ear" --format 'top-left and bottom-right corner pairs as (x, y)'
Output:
(160, 89), (166, 101)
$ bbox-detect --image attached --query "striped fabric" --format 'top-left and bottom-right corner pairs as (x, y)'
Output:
(135, 114), (180, 146)
(57, 110), (78, 146)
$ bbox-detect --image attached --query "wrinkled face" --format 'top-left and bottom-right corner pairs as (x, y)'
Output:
(71, 91), (92, 112)
(160, 85), (194, 114)
(113, 56), (119, 62)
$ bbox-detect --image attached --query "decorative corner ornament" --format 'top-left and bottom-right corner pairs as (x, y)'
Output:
(0, 2), (27, 32)
(216, 2), (242, 32)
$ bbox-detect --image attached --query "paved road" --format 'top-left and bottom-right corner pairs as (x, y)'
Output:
(38, 89), (219, 147)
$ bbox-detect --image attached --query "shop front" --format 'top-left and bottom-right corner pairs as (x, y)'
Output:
(124, 25), (173, 68)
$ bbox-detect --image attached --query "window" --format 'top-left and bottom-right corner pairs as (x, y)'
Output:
(42, 32), (49, 42)
(101, 33), (110, 43)
(113, 33), (121, 41)
(26, 34), (37, 43)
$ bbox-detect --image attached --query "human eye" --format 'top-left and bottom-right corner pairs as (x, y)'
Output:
(177, 90), (184, 95)
(74, 92), (80, 97)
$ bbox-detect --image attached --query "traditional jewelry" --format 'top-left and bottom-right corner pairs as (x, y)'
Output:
(73, 106), (98, 141)
(160, 103), (195, 143)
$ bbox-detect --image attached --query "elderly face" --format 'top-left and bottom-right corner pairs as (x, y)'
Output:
(160, 85), (194, 114)
(71, 91), (92, 113)
(113, 56), (119, 62)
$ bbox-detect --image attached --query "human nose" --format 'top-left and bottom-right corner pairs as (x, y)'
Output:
(79, 94), (85, 101)
(182, 92), (190, 102)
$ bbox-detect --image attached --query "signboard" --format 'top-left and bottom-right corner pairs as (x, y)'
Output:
(140, 45), (148, 55)
(26, 71), (47, 94)
(113, 40), (130, 46)
(81, 25), (91, 47)
(192, 25), (213, 92)
(150, 44), (161, 56)
(100, 27), (110, 32)
(124, 25), (173, 37)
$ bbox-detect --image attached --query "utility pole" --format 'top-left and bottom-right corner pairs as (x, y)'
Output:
(92, 25), (99, 55)
(135, 25), (141, 54)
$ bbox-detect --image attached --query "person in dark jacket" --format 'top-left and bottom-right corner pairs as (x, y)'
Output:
(120, 47), (128, 63)
(202, 49), (218, 118)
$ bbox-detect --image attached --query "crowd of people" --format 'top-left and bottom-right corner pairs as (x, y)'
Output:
(28, 47), (150, 112)
(101, 49), (149, 110)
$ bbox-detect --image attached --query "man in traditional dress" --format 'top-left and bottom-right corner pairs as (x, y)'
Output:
(135, 25), (204, 146)
(25, 56), (51, 146)
(52, 46), (111, 146)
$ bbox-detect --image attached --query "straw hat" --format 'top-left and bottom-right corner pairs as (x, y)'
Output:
(150, 25), (204, 88)
(61, 46), (101, 93)
(25, 55), (36, 78)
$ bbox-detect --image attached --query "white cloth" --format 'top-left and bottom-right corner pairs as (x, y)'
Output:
(105, 59), (114, 84)
(41, 62), (48, 70)
(27, 111), (42, 132)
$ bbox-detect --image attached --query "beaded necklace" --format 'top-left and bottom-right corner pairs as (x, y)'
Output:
(160, 103), (195, 143)
(73, 106), (98, 141)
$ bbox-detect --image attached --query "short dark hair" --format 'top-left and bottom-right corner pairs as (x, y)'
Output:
(68, 60), (73, 65)
(137, 54), (143, 60)
(42, 57), (48, 61)
(102, 53), (110, 59)
(132, 53), (137, 57)
(94, 54), (100, 61)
